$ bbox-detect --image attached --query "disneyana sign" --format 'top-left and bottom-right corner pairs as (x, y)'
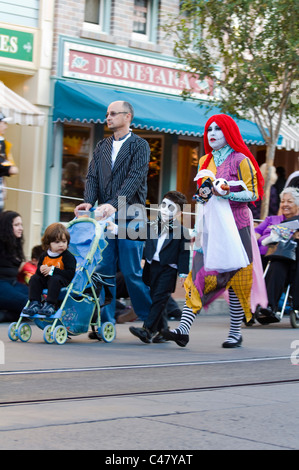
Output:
(63, 41), (213, 98)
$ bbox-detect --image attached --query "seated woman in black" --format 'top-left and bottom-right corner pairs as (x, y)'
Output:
(256, 187), (299, 324)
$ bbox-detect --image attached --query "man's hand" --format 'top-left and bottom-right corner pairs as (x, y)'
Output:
(95, 203), (116, 221)
(74, 202), (92, 216)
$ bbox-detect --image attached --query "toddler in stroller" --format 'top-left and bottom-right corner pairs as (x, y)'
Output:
(23, 223), (76, 317)
(8, 217), (115, 344)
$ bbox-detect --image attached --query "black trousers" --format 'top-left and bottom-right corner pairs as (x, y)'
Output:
(29, 273), (69, 305)
(265, 242), (299, 310)
(143, 261), (177, 334)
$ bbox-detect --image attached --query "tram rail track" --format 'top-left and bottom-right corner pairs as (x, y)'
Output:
(1, 356), (298, 407)
(1, 377), (299, 407)
(0, 353), (294, 375)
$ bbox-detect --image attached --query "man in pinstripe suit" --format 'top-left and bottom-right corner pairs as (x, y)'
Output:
(75, 101), (152, 325)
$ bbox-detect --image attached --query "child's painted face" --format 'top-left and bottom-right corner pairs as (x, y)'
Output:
(160, 198), (179, 222)
(49, 237), (68, 254)
(207, 121), (227, 150)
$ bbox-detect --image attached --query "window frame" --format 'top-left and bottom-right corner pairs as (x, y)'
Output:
(83, 0), (105, 33)
(132, 0), (151, 42)
(131, 0), (159, 44)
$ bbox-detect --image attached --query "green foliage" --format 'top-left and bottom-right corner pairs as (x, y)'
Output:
(164, 0), (299, 127)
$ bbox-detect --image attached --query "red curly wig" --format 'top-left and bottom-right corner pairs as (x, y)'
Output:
(198, 114), (264, 200)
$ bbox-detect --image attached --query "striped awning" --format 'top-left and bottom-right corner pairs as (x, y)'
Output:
(246, 109), (299, 152)
(274, 116), (299, 152)
(0, 81), (45, 126)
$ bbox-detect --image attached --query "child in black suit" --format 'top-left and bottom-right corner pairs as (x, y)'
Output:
(107, 191), (190, 343)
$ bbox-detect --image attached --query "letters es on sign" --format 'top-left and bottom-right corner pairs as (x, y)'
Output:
(0, 28), (34, 62)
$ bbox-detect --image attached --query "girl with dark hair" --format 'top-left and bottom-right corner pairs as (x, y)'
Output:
(0, 210), (28, 322)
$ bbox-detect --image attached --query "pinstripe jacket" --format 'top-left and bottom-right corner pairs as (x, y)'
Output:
(84, 133), (150, 216)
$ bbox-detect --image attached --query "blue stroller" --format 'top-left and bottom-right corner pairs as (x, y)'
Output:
(8, 217), (116, 344)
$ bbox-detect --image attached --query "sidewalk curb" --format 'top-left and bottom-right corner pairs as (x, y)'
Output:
(175, 298), (229, 315)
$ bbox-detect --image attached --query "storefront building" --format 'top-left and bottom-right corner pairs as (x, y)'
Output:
(41, 0), (297, 233)
(0, 1), (54, 255)
(1, 1), (297, 253)
(48, 36), (268, 225)
(45, 0), (270, 230)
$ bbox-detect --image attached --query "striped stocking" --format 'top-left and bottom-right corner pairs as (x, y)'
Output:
(226, 287), (244, 343)
(171, 302), (196, 335)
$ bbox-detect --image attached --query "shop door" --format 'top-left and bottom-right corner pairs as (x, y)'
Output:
(60, 125), (92, 222)
(177, 140), (200, 212)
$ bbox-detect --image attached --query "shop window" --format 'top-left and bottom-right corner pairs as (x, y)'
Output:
(145, 137), (162, 208)
(60, 125), (92, 222)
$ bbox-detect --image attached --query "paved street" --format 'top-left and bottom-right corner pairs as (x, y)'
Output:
(0, 305), (298, 451)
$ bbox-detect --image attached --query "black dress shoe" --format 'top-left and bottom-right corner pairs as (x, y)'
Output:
(256, 307), (280, 325)
(222, 335), (243, 348)
(259, 307), (274, 317)
(256, 315), (271, 325)
(161, 328), (189, 347)
(129, 326), (152, 343)
(152, 332), (167, 343)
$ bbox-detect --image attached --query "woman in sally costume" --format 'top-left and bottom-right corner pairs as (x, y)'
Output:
(162, 114), (267, 348)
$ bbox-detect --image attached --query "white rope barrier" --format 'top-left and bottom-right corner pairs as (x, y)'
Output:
(2, 185), (197, 215)
(3, 185), (83, 201)
(2, 186), (264, 220)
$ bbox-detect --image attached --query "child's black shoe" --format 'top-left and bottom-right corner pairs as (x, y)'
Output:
(39, 302), (56, 317)
(23, 301), (42, 316)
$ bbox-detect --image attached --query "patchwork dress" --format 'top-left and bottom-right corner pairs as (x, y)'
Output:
(184, 149), (259, 322)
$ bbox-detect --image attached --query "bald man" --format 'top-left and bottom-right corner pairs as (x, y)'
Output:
(75, 101), (152, 326)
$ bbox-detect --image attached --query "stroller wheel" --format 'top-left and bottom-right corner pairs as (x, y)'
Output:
(18, 323), (32, 342)
(43, 325), (54, 344)
(101, 322), (116, 343)
(8, 322), (19, 341)
(53, 325), (68, 345)
(290, 310), (299, 329)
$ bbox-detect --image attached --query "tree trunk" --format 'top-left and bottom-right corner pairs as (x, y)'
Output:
(260, 142), (276, 220)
